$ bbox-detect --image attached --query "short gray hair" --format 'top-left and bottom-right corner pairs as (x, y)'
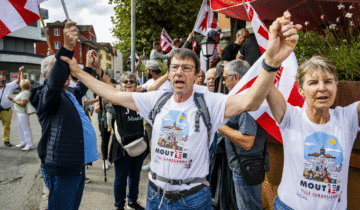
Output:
(236, 28), (249, 37)
(207, 68), (216, 75)
(41, 55), (56, 78)
(225, 59), (250, 78)
(119, 71), (137, 90)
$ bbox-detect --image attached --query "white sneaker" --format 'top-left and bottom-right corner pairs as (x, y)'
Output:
(16, 143), (25, 148)
(22, 145), (34, 151)
(102, 160), (110, 170)
(142, 163), (151, 171)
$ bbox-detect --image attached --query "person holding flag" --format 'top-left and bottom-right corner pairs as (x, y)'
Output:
(61, 11), (301, 210)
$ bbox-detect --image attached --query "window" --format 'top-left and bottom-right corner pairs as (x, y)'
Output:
(54, 28), (60, 36)
(54, 41), (61, 49)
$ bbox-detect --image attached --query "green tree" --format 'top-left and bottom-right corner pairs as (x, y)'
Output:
(109, 0), (203, 70)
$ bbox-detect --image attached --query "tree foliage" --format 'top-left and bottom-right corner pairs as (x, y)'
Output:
(109, 0), (203, 70)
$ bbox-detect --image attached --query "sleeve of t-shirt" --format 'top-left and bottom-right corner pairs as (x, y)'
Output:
(238, 46), (245, 57)
(141, 79), (152, 89)
(238, 112), (258, 136)
(204, 92), (229, 132)
(132, 90), (167, 123)
(278, 103), (299, 129)
(336, 101), (360, 145)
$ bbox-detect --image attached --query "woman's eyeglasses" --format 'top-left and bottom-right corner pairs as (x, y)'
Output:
(122, 80), (136, 84)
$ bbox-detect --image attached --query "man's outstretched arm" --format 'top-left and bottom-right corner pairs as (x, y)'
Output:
(61, 56), (138, 111)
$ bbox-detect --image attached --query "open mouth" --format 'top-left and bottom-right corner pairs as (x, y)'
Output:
(175, 80), (185, 87)
(316, 96), (329, 101)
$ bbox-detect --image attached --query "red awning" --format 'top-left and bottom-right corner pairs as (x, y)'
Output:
(211, 0), (360, 30)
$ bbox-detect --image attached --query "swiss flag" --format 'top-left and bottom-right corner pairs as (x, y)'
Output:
(228, 3), (305, 143)
(160, 28), (173, 53)
(0, 0), (44, 39)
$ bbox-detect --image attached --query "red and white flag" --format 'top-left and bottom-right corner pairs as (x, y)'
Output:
(193, 0), (220, 36)
(228, 3), (305, 143)
(0, 0), (46, 39)
(192, 42), (197, 52)
(160, 28), (173, 53)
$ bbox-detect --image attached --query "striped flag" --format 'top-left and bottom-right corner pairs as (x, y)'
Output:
(160, 29), (173, 53)
(193, 0), (220, 36)
(192, 42), (197, 52)
(228, 3), (305, 143)
(0, 0), (45, 39)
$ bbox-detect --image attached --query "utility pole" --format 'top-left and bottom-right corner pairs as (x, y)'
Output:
(131, 0), (136, 72)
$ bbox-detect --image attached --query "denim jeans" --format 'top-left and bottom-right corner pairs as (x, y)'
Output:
(146, 183), (211, 210)
(114, 151), (146, 208)
(232, 167), (263, 210)
(41, 167), (50, 189)
(273, 196), (293, 210)
(48, 173), (85, 210)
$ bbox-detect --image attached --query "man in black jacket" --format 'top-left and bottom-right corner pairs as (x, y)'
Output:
(29, 21), (99, 210)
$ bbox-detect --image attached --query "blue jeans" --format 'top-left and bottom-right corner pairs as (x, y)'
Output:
(41, 167), (50, 189)
(48, 173), (85, 210)
(232, 168), (262, 210)
(114, 151), (146, 208)
(273, 196), (293, 210)
(146, 183), (211, 210)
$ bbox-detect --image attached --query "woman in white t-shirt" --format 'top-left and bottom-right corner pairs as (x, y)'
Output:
(8, 79), (33, 151)
(266, 56), (360, 210)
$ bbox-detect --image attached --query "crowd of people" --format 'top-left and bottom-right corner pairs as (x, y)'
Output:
(1, 11), (359, 210)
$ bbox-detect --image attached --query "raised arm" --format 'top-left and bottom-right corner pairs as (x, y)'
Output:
(18, 66), (25, 84)
(146, 73), (169, 92)
(224, 12), (301, 118)
(266, 85), (287, 124)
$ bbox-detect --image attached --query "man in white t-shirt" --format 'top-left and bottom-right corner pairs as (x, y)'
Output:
(61, 12), (301, 209)
(0, 67), (22, 147)
(137, 60), (162, 92)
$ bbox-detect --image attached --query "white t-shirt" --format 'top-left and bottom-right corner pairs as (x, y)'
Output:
(0, 81), (19, 109)
(157, 81), (209, 93)
(277, 102), (360, 210)
(133, 87), (229, 191)
(142, 78), (155, 89)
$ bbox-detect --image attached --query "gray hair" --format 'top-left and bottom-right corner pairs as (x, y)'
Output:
(119, 71), (137, 90)
(236, 28), (249, 37)
(167, 48), (200, 74)
(207, 68), (216, 75)
(41, 55), (56, 78)
(225, 59), (250, 78)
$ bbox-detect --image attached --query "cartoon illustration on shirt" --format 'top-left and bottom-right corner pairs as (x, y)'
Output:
(303, 132), (343, 184)
(154, 110), (191, 168)
(298, 132), (343, 200)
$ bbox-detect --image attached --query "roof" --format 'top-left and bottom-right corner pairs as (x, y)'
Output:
(97, 42), (112, 53)
(309, 153), (335, 158)
(47, 20), (94, 33)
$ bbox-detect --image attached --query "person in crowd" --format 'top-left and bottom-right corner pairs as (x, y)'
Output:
(8, 71), (34, 151)
(29, 21), (98, 210)
(181, 32), (195, 49)
(200, 29), (221, 71)
(218, 59), (269, 210)
(108, 71), (146, 210)
(206, 68), (216, 92)
(150, 41), (172, 61)
(136, 60), (162, 92)
(222, 28), (249, 66)
(0, 67), (22, 147)
(267, 55), (359, 210)
(172, 38), (182, 48)
(236, 34), (262, 66)
(60, 12), (300, 209)
(195, 70), (206, 86)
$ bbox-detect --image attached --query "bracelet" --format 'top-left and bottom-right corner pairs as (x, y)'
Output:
(262, 59), (281, 72)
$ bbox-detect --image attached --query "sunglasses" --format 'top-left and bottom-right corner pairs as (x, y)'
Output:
(122, 80), (136, 84)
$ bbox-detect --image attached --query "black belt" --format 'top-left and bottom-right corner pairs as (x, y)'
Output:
(0, 108), (10, 112)
(149, 180), (206, 200)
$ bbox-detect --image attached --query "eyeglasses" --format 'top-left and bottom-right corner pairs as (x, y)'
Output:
(122, 80), (136, 84)
(169, 64), (195, 73)
(0, 80), (6, 82)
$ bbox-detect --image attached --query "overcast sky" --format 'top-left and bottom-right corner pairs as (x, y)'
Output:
(40, 0), (117, 44)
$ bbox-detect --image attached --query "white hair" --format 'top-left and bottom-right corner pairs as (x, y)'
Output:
(41, 55), (56, 78)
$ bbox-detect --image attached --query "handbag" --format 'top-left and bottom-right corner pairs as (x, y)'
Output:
(25, 102), (36, 115)
(114, 119), (147, 157)
(230, 141), (266, 186)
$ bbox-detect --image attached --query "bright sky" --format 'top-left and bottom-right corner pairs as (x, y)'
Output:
(40, 0), (117, 44)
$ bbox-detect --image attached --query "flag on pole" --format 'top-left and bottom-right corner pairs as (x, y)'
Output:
(193, 0), (220, 36)
(228, 2), (305, 143)
(0, 0), (44, 39)
(160, 29), (173, 53)
(192, 42), (197, 52)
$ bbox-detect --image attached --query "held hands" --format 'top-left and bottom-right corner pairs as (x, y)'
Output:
(265, 11), (302, 67)
(63, 21), (78, 51)
(60, 56), (81, 77)
(86, 50), (102, 76)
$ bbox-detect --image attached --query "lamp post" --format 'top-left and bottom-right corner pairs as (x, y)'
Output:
(199, 36), (216, 71)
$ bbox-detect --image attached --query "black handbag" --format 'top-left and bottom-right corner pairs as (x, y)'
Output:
(230, 141), (266, 186)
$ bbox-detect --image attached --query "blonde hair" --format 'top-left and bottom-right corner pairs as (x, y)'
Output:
(296, 56), (338, 89)
(20, 79), (31, 90)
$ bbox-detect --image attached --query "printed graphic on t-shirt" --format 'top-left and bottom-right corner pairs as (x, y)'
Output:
(298, 132), (343, 201)
(155, 110), (192, 168)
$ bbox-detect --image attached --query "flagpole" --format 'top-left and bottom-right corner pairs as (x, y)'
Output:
(38, 7), (53, 53)
(60, 0), (71, 22)
(131, 0), (136, 73)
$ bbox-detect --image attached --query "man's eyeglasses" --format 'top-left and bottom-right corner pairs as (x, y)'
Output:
(169, 64), (195, 73)
(0, 80), (6, 83)
(122, 80), (136, 84)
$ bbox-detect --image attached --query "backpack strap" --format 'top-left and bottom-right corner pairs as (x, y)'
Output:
(148, 92), (173, 124)
(194, 92), (212, 148)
